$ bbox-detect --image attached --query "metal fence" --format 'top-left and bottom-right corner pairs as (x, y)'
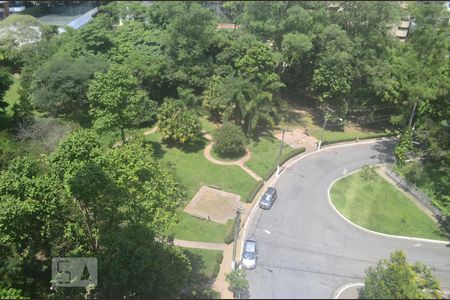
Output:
(384, 167), (444, 220)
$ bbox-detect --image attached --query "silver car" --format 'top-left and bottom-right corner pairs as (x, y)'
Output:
(241, 240), (257, 269)
(259, 187), (277, 209)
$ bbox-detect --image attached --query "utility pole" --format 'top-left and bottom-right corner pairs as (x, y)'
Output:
(276, 128), (292, 176)
(317, 114), (328, 151)
(231, 208), (242, 270)
(408, 101), (417, 129)
(317, 106), (343, 150)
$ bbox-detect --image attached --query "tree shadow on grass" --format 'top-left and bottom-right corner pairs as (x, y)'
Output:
(144, 140), (167, 159)
(164, 137), (208, 154)
(180, 250), (221, 299)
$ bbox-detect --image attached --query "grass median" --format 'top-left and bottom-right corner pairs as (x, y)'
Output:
(330, 170), (447, 241)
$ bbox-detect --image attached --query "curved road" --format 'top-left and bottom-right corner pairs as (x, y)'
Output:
(244, 139), (450, 298)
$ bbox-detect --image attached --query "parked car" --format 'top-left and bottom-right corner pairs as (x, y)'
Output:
(241, 240), (257, 269)
(259, 187), (277, 209)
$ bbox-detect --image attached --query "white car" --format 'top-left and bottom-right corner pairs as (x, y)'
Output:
(241, 240), (257, 269)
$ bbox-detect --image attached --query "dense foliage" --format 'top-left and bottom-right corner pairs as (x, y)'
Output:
(157, 100), (201, 144)
(213, 122), (247, 157)
(0, 1), (449, 298)
(361, 250), (443, 299)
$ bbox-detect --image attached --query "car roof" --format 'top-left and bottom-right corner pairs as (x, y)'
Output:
(266, 187), (276, 194)
(244, 240), (257, 252)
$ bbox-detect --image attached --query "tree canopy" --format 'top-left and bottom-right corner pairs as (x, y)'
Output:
(361, 250), (443, 299)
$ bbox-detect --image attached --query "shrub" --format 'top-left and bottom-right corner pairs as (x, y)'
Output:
(158, 100), (201, 144)
(224, 219), (235, 244)
(226, 269), (249, 299)
(212, 122), (247, 157)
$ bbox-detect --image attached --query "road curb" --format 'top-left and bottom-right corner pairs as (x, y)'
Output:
(239, 137), (398, 263)
(332, 282), (364, 299)
(327, 168), (450, 244)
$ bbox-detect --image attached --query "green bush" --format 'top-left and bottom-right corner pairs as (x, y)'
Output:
(212, 122), (247, 157)
(224, 219), (236, 244)
(158, 100), (201, 144)
(212, 252), (224, 278)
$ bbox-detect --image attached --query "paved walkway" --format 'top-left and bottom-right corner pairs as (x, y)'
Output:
(173, 239), (226, 251)
(203, 142), (262, 181)
(212, 243), (234, 299)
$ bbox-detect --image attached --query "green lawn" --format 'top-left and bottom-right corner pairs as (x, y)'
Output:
(245, 134), (295, 178)
(144, 131), (255, 201)
(182, 248), (223, 279)
(199, 115), (219, 134)
(172, 211), (233, 243)
(143, 129), (253, 242)
(331, 170), (447, 240)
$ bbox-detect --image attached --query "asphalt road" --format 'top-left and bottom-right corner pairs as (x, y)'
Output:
(244, 139), (450, 299)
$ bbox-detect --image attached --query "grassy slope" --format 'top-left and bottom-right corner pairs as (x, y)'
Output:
(245, 134), (295, 178)
(331, 171), (447, 240)
(173, 212), (233, 243)
(144, 130), (253, 242)
(145, 131), (255, 201)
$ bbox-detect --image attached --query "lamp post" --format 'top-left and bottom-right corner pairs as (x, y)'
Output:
(317, 108), (343, 151)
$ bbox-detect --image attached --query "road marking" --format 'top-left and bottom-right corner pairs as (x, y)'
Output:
(343, 168), (348, 175)
(333, 282), (365, 299)
(240, 138), (400, 262)
(264, 230), (271, 235)
(413, 243), (422, 247)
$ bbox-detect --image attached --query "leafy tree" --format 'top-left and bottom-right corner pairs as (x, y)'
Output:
(213, 122), (247, 157)
(226, 269), (249, 299)
(0, 157), (60, 297)
(157, 100), (201, 144)
(309, 25), (355, 117)
(360, 250), (443, 299)
(203, 74), (281, 136)
(87, 64), (155, 144)
(109, 20), (172, 102)
(0, 132), (22, 170)
(0, 67), (13, 112)
(361, 165), (377, 186)
(47, 129), (187, 298)
(163, 2), (217, 92)
(31, 54), (109, 122)
(394, 129), (413, 165)
(280, 32), (313, 74)
(0, 15), (55, 67)
(0, 286), (28, 299)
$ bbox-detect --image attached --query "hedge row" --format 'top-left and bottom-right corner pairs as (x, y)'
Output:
(244, 180), (264, 204)
(320, 132), (397, 146)
(211, 251), (224, 279)
(224, 219), (236, 244)
(264, 147), (306, 181)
